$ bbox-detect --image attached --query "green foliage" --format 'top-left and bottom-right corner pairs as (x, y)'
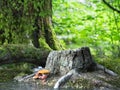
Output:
(53, 0), (120, 75)
(53, 0), (120, 58)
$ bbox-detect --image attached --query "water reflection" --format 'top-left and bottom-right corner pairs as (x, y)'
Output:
(0, 81), (119, 90)
(0, 81), (80, 90)
(0, 81), (52, 90)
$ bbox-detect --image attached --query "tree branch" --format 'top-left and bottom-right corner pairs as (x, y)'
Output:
(102, 0), (120, 13)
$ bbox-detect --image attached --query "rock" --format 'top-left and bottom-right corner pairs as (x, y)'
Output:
(32, 66), (43, 72)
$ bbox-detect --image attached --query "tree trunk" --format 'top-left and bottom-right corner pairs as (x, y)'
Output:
(31, 0), (61, 50)
(0, 0), (62, 50)
(0, 44), (50, 66)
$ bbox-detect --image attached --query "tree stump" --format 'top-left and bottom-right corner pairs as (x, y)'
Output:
(45, 47), (117, 89)
(45, 47), (97, 75)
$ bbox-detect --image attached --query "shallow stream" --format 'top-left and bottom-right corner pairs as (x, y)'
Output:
(0, 81), (80, 90)
(0, 81), (52, 90)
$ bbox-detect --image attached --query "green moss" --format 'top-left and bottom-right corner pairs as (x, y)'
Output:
(67, 78), (93, 89)
(16, 72), (28, 77)
(0, 44), (50, 61)
(0, 62), (34, 82)
(106, 76), (120, 88)
(0, 69), (20, 82)
(39, 38), (52, 50)
(43, 27), (64, 50)
(52, 33), (65, 50)
(99, 75), (120, 88)
(0, 47), (8, 58)
(50, 34), (61, 50)
(94, 57), (120, 75)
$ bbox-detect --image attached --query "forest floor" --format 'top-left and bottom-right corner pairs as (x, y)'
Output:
(14, 69), (120, 90)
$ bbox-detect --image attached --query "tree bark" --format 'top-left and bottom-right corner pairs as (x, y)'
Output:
(0, 0), (62, 50)
(31, 0), (60, 50)
(0, 44), (50, 66)
(45, 47), (117, 76)
(45, 47), (97, 75)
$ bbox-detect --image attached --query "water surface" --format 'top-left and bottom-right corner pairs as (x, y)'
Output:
(0, 81), (78, 90)
(0, 81), (52, 90)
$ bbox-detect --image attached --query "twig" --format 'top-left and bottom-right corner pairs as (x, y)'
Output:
(102, 0), (120, 13)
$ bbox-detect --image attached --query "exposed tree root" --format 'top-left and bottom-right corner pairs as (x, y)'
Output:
(54, 64), (118, 89)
